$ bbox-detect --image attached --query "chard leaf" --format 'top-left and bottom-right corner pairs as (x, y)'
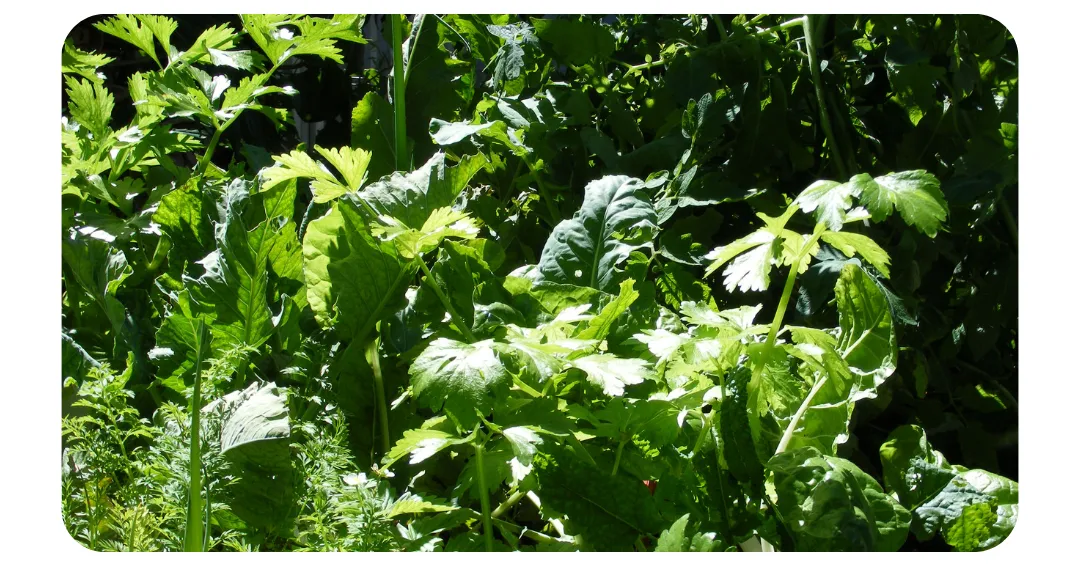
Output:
(184, 181), (290, 352)
(211, 381), (294, 529)
(536, 175), (658, 293)
(768, 447), (911, 551)
(302, 199), (413, 341)
(410, 338), (511, 427)
(351, 91), (396, 181)
(879, 425), (1017, 550)
(836, 263), (897, 386)
(534, 444), (663, 551)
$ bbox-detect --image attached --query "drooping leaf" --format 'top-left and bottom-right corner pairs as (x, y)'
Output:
(534, 444), (663, 551)
(351, 91), (396, 180)
(210, 381), (294, 529)
(879, 425), (1017, 549)
(768, 446), (911, 551)
(302, 199), (413, 341)
(536, 175), (658, 293)
(836, 263), (897, 386)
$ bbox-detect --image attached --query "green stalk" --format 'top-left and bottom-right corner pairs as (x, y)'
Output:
(183, 320), (211, 552)
(491, 488), (525, 519)
(417, 257), (477, 343)
(366, 338), (392, 456)
(474, 437), (495, 552)
(774, 374), (828, 455)
(765, 257), (803, 349)
(611, 438), (629, 477)
(390, 15), (408, 171)
(801, 15), (848, 179)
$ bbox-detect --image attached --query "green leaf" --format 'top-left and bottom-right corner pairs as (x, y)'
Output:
(94, 14), (169, 67)
(719, 367), (764, 482)
(794, 180), (856, 232)
(569, 354), (650, 397)
(62, 41), (114, 83)
(836, 263), (897, 384)
(820, 231), (891, 278)
(577, 279), (638, 341)
(655, 514), (723, 552)
(768, 447), (911, 551)
(351, 91), (396, 180)
(261, 146), (371, 203)
(184, 181), (280, 352)
(531, 17), (616, 65)
(703, 207), (799, 292)
(534, 444), (663, 551)
(410, 338), (511, 427)
(388, 495), (459, 518)
(211, 381), (294, 529)
(64, 76), (114, 140)
(655, 514), (692, 551)
(502, 426), (543, 482)
(302, 199), (413, 341)
(384, 421), (468, 467)
(359, 152), (487, 230)
(537, 175), (658, 293)
(852, 171), (948, 237)
(879, 425), (1017, 549)
(485, 22), (537, 89)
(944, 503), (997, 551)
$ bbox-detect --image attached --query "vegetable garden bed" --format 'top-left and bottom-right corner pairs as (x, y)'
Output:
(61, 14), (1018, 552)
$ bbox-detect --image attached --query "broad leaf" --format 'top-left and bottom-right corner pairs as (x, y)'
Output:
(879, 425), (1017, 550)
(768, 447), (911, 551)
(537, 175), (658, 293)
(303, 199), (413, 341)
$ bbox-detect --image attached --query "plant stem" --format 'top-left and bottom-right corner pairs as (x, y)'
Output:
(691, 411), (715, 455)
(523, 158), (560, 228)
(801, 15), (848, 179)
(390, 15), (408, 171)
(183, 320), (210, 552)
(753, 17), (806, 37)
(766, 258), (803, 349)
(620, 59), (665, 83)
(367, 338), (392, 456)
(417, 257), (477, 343)
(474, 437), (495, 552)
(611, 438), (628, 476)
(491, 488), (525, 519)
(774, 374), (828, 455)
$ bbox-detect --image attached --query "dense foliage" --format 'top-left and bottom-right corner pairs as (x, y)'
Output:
(61, 14), (1018, 552)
